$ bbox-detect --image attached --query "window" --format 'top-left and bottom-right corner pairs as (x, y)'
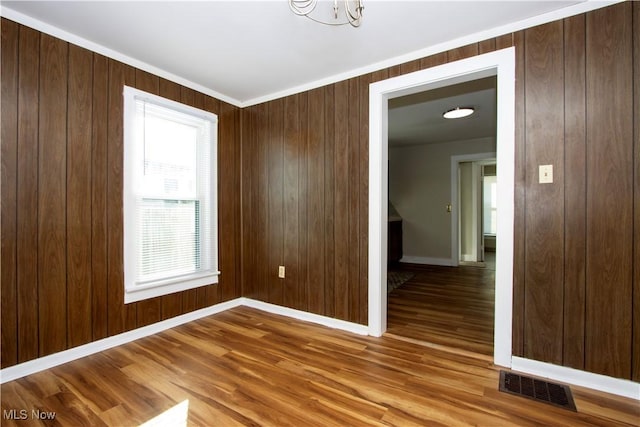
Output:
(483, 175), (497, 235)
(123, 86), (218, 303)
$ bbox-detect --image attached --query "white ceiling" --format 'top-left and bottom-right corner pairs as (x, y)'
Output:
(389, 76), (496, 146)
(1, 0), (595, 107)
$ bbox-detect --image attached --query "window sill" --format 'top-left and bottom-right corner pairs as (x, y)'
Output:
(124, 271), (220, 304)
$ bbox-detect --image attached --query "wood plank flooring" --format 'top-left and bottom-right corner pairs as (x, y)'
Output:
(387, 260), (495, 356)
(1, 306), (638, 426)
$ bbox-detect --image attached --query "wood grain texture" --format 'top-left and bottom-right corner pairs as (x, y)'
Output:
(333, 81), (350, 321)
(16, 25), (40, 363)
(323, 84), (335, 318)
(1, 18), (19, 368)
(448, 43), (479, 62)
(511, 30), (526, 358)
(633, 0), (640, 384)
(347, 77), (360, 323)
(91, 54), (109, 341)
(66, 44), (94, 348)
(387, 263), (495, 356)
(106, 60), (136, 334)
(585, 3), (634, 379)
(283, 94), (300, 311)
(38, 33), (68, 355)
(562, 14), (587, 370)
(523, 21), (565, 365)
(1, 307), (638, 427)
(219, 100), (241, 305)
(0, 19), (241, 367)
(268, 98), (285, 306)
(307, 87), (325, 315)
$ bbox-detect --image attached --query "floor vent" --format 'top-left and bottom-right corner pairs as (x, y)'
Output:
(499, 371), (576, 411)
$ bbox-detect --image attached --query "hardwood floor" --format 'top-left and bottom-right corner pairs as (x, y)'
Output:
(1, 306), (638, 426)
(387, 260), (495, 356)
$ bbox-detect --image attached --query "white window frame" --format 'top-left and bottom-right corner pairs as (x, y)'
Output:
(123, 86), (219, 304)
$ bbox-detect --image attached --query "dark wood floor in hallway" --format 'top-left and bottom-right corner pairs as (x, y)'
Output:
(387, 259), (495, 356)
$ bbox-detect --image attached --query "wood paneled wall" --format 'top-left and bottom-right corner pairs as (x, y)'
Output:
(0, 18), (242, 368)
(240, 2), (639, 381)
(1, 3), (638, 382)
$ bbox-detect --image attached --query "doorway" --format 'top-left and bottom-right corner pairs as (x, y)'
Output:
(368, 48), (515, 368)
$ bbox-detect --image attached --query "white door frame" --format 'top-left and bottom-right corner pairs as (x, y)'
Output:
(368, 47), (515, 368)
(451, 152), (496, 265)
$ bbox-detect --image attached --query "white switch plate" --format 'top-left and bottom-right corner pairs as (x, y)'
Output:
(539, 164), (553, 184)
(278, 266), (285, 278)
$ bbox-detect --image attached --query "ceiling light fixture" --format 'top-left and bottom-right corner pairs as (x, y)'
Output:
(289, 0), (364, 27)
(443, 107), (475, 119)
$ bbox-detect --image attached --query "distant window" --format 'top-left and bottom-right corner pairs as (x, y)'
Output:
(483, 175), (497, 235)
(123, 86), (218, 303)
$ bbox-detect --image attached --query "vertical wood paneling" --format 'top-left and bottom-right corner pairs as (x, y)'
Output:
(523, 21), (565, 365)
(633, 0), (640, 384)
(38, 33), (68, 355)
(324, 84), (335, 318)
(203, 95), (221, 307)
(308, 88), (325, 315)
(347, 78), (360, 322)
(132, 70), (163, 327)
(219, 100), (240, 305)
(420, 52), (447, 70)
(1, 19), (19, 368)
(1, 19), (242, 368)
(268, 98), (285, 306)
(256, 103), (270, 303)
(91, 54), (109, 341)
(66, 44), (93, 348)
(478, 38), (496, 54)
(106, 60), (136, 334)
(16, 25), (40, 362)
(562, 14), (587, 370)
(241, 106), (257, 299)
(585, 3), (633, 379)
(283, 95), (300, 310)
(298, 92), (309, 312)
(333, 81), (350, 321)
(448, 43), (479, 62)
(512, 30), (526, 358)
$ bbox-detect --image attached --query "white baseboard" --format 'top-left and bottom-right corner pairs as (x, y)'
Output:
(0, 297), (367, 384)
(240, 298), (369, 336)
(400, 256), (454, 266)
(3, 298), (638, 402)
(511, 357), (639, 400)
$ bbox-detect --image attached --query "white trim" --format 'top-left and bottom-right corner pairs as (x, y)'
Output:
(0, 297), (367, 384)
(2, 297), (637, 400)
(0, 2), (622, 108)
(399, 256), (454, 267)
(0, 6), (242, 107)
(368, 48), (515, 370)
(241, 299), (369, 336)
(511, 357), (640, 401)
(240, 1), (621, 106)
(450, 152), (496, 267)
(0, 298), (244, 384)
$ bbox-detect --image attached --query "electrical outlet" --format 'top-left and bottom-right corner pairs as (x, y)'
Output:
(278, 265), (285, 279)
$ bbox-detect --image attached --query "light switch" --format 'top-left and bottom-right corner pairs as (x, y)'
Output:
(278, 265), (285, 279)
(539, 164), (553, 184)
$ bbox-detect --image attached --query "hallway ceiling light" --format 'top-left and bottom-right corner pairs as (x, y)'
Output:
(443, 107), (475, 119)
(289, 0), (364, 27)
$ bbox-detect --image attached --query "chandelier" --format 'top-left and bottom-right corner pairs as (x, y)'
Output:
(289, 0), (364, 27)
